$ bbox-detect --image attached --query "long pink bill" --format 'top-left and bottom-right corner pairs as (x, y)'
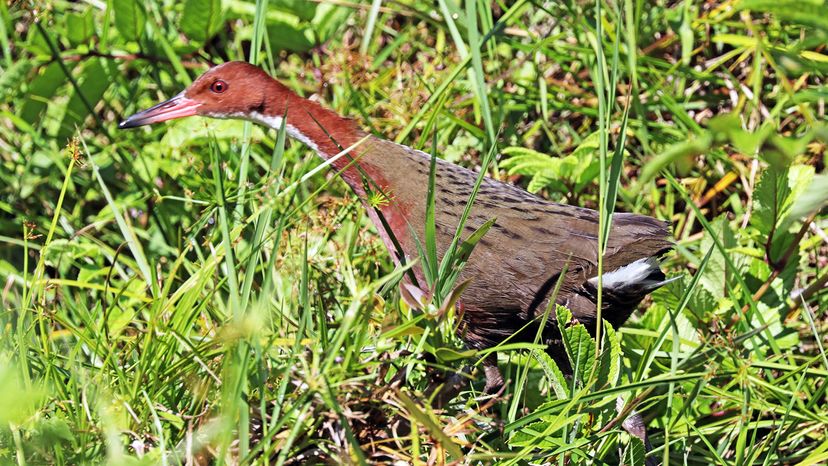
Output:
(119, 92), (201, 129)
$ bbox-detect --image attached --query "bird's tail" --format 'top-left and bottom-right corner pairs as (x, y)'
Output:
(587, 257), (678, 295)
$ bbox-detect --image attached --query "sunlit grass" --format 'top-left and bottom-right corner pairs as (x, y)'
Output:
(1, 0), (827, 464)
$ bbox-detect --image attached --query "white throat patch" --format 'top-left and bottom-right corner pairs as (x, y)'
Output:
(245, 112), (321, 154)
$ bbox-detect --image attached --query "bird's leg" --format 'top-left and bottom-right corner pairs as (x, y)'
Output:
(427, 354), (503, 407)
(482, 354), (504, 395)
(616, 396), (657, 465)
(428, 365), (472, 408)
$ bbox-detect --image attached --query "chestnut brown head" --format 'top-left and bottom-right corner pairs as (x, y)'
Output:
(119, 61), (282, 129)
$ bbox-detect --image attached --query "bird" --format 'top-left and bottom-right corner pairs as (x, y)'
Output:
(120, 60), (673, 412)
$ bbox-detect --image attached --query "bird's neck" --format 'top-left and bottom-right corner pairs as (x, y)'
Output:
(251, 84), (423, 266)
(248, 85), (376, 191)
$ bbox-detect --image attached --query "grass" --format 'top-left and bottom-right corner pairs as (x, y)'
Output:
(2, 0), (828, 464)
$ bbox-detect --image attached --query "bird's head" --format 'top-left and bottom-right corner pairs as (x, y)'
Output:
(119, 61), (279, 129)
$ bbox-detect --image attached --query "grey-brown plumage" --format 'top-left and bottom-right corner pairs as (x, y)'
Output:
(363, 138), (672, 386)
(118, 61), (674, 394)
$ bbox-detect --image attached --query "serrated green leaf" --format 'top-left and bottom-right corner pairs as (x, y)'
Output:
(623, 436), (647, 466)
(501, 147), (560, 175)
(562, 323), (595, 388)
(700, 215), (736, 299)
(527, 171), (564, 193)
(532, 350), (570, 398)
(752, 166), (790, 237)
(502, 133), (599, 189)
(112, 0), (146, 41)
(753, 165), (815, 260)
(556, 303), (573, 326)
(597, 321), (621, 388)
(180, 0), (224, 43)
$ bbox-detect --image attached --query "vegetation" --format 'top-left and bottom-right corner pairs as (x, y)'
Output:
(2, 0), (827, 464)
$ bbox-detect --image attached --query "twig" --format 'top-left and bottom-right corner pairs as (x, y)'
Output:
(59, 50), (205, 68)
(743, 211), (818, 314)
(788, 273), (828, 314)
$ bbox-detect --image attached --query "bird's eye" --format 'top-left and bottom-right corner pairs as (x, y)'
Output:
(210, 80), (228, 93)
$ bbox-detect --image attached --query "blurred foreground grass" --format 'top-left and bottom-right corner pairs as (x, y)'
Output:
(1, 0), (828, 464)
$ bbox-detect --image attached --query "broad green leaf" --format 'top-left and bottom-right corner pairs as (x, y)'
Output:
(638, 132), (712, 186)
(706, 112), (743, 136)
(65, 10), (95, 45)
(434, 347), (477, 363)
(782, 173), (828, 229)
(271, 0), (317, 20)
(266, 20), (314, 52)
(736, 0), (828, 31)
(768, 133), (816, 160)
(180, 0), (224, 43)
(31, 417), (75, 445)
(752, 166), (791, 237)
(112, 0), (146, 41)
(19, 62), (63, 125)
(0, 361), (45, 425)
(58, 58), (111, 139)
(729, 124), (774, 156)
(41, 239), (102, 266)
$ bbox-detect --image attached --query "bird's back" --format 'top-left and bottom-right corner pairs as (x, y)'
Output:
(361, 138), (673, 352)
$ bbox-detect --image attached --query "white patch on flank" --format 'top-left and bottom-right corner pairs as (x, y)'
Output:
(588, 257), (663, 290)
